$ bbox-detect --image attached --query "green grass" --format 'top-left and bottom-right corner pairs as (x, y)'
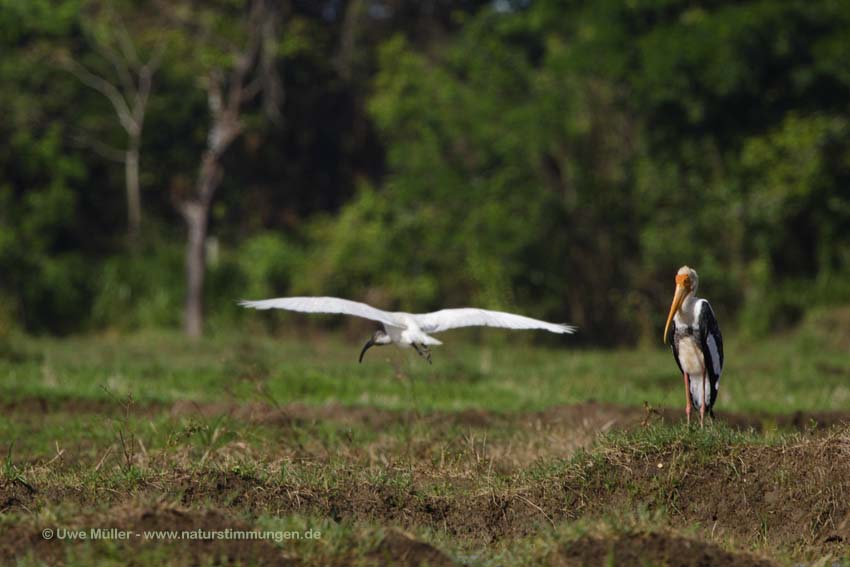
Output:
(2, 312), (849, 566)
(1, 310), (849, 415)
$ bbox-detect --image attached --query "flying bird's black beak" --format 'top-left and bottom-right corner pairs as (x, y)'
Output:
(358, 337), (376, 363)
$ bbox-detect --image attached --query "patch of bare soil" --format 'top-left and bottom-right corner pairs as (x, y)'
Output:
(6, 396), (849, 434)
(553, 532), (779, 567)
(366, 528), (461, 567)
(168, 399), (499, 431)
(167, 399), (850, 436)
(0, 478), (37, 513)
(0, 396), (161, 417)
(537, 402), (850, 432)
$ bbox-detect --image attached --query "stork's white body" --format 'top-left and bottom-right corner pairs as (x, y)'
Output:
(672, 296), (717, 411)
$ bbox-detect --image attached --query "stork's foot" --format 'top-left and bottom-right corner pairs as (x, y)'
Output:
(685, 405), (692, 426)
(699, 406), (705, 429)
(412, 343), (432, 364)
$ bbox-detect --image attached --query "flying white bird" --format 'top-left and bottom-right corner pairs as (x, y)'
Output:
(663, 266), (724, 427)
(240, 296), (576, 363)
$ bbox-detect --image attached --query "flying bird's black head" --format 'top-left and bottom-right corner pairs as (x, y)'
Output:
(359, 327), (391, 363)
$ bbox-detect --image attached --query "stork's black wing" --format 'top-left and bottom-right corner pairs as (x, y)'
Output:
(668, 320), (684, 374)
(697, 300), (724, 381)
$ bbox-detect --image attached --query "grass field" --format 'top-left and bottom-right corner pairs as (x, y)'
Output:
(1, 308), (849, 566)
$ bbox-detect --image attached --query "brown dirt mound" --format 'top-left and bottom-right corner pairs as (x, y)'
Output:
(553, 532), (779, 567)
(161, 431), (850, 557)
(553, 432), (850, 560)
(366, 528), (461, 567)
(0, 478), (37, 513)
(130, 432), (843, 557)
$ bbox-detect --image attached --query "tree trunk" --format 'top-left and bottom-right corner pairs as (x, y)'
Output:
(125, 137), (142, 243)
(336, 0), (366, 80)
(183, 201), (208, 338)
(181, 152), (222, 338)
(177, 0), (282, 338)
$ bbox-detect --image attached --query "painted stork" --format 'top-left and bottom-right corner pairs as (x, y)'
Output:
(663, 266), (724, 427)
(240, 297), (575, 363)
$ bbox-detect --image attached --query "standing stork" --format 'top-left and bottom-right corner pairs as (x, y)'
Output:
(663, 266), (724, 427)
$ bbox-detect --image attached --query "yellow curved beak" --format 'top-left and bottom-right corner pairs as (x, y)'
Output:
(663, 283), (688, 344)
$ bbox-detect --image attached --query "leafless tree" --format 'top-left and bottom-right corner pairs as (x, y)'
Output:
(172, 0), (283, 338)
(336, 0), (368, 80)
(61, 12), (164, 244)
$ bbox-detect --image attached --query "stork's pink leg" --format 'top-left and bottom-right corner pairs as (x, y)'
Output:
(683, 372), (692, 425)
(699, 370), (707, 428)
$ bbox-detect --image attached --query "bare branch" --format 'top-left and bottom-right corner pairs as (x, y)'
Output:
(206, 69), (225, 116)
(78, 7), (138, 100)
(259, 9), (283, 122)
(335, 0), (366, 81)
(61, 57), (137, 134)
(70, 130), (127, 163)
(143, 38), (167, 76)
(113, 13), (141, 67)
(152, 0), (238, 54)
(241, 75), (264, 103)
(133, 69), (152, 127)
(225, 0), (267, 108)
(236, 0), (283, 118)
(134, 45), (165, 127)
(91, 36), (137, 101)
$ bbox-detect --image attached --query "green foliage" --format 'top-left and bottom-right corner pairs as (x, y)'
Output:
(296, 183), (441, 310)
(91, 239), (184, 330)
(90, 231), (306, 331)
(1, 0), (849, 342)
(0, 142), (91, 332)
(305, 0), (850, 342)
(236, 231), (303, 301)
(303, 29), (569, 322)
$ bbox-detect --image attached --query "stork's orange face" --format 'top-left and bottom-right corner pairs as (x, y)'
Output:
(664, 268), (696, 344)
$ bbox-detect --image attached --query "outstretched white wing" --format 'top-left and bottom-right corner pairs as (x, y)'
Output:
(239, 297), (405, 329)
(413, 308), (575, 335)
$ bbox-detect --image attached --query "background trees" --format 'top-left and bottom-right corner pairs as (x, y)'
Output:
(59, 0), (165, 244)
(159, 0), (284, 337)
(1, 0), (848, 343)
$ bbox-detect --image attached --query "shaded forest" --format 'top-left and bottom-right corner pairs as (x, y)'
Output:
(1, 0), (849, 344)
